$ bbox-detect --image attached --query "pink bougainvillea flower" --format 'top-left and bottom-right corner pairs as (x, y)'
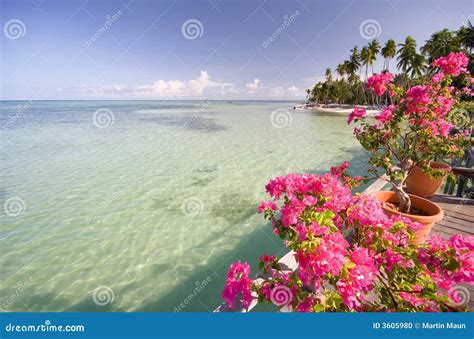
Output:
(432, 72), (445, 83)
(258, 200), (278, 213)
(259, 254), (276, 272)
(375, 105), (396, 124)
(330, 161), (350, 178)
(223, 158), (474, 313)
(404, 85), (432, 115)
(432, 52), (469, 76)
(296, 296), (316, 312)
(347, 107), (367, 124)
(222, 261), (253, 308)
(367, 72), (393, 96)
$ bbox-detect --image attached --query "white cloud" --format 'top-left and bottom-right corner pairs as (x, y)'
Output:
(245, 78), (262, 92)
(287, 85), (302, 96)
(65, 84), (130, 96)
(136, 71), (232, 97)
(64, 72), (305, 100)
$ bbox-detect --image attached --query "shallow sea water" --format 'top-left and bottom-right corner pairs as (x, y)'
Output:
(0, 100), (369, 311)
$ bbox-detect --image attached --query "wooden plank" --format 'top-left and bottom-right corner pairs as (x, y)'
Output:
(364, 175), (389, 194)
(431, 194), (473, 310)
(431, 193), (473, 238)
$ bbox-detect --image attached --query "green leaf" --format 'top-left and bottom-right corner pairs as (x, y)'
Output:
(313, 303), (325, 312)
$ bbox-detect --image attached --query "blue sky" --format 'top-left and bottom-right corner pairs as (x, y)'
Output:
(0, 0), (472, 100)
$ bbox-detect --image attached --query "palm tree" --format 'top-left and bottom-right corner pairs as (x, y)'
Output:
(397, 36), (417, 73)
(407, 53), (427, 78)
(349, 47), (361, 78)
(458, 21), (474, 53)
(381, 39), (396, 71)
(324, 68), (333, 82)
(336, 63), (346, 80)
(360, 46), (371, 80)
(422, 29), (461, 63)
(347, 46), (360, 82)
(324, 68), (333, 103)
(367, 39), (381, 74)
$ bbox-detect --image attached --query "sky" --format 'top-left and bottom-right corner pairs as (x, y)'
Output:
(0, 0), (472, 100)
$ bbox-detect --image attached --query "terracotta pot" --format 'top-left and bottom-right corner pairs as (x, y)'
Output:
(370, 191), (444, 244)
(406, 161), (451, 197)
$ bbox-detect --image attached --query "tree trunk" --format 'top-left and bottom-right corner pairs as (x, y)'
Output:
(393, 183), (411, 213)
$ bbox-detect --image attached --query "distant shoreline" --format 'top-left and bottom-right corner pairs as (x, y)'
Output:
(293, 102), (379, 115)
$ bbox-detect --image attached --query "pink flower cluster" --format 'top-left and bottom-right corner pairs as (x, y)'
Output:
(337, 247), (378, 310)
(222, 261), (253, 308)
(432, 52), (469, 76)
(348, 194), (421, 247)
(260, 254), (276, 272)
(375, 105), (396, 124)
(367, 72), (393, 96)
(296, 232), (349, 283)
(257, 200), (277, 213)
(347, 107), (367, 124)
(419, 234), (474, 290)
(403, 85), (432, 115)
(222, 160), (474, 312)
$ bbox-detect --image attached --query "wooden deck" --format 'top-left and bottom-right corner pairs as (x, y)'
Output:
(429, 194), (474, 309)
(214, 185), (474, 312)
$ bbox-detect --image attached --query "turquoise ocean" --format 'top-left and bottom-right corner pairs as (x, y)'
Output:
(1, 100), (369, 311)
